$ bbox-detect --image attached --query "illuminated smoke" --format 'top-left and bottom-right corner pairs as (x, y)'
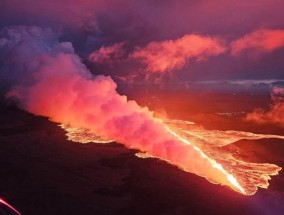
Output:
(1, 26), (245, 194)
(245, 87), (284, 127)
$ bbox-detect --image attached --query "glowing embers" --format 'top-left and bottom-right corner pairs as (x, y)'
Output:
(60, 119), (282, 196)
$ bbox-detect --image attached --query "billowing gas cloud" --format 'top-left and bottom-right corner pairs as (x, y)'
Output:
(1, 26), (242, 192)
(131, 34), (226, 73)
(245, 87), (284, 127)
(231, 29), (284, 55)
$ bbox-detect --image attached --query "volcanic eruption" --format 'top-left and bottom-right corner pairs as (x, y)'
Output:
(0, 26), (254, 195)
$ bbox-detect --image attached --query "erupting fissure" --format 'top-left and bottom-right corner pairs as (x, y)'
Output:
(165, 126), (246, 194)
(1, 26), (281, 197)
(62, 119), (282, 196)
(62, 122), (247, 194)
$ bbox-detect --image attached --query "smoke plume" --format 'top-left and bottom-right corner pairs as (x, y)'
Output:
(245, 87), (284, 127)
(1, 26), (241, 192)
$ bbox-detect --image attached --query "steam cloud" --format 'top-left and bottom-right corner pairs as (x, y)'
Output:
(1, 26), (237, 189)
(246, 87), (284, 127)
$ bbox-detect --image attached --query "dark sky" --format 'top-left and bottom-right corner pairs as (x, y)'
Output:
(1, 0), (284, 81)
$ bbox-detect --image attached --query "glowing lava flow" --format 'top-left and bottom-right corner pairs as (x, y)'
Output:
(165, 126), (246, 194)
(61, 119), (282, 196)
(166, 120), (282, 195)
(59, 124), (113, 144)
(60, 123), (248, 195)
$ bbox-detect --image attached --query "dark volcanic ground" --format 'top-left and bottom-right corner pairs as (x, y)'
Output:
(0, 104), (284, 215)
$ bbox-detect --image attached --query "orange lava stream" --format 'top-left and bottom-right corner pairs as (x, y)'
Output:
(60, 119), (282, 196)
(166, 120), (282, 195)
(59, 124), (113, 144)
(165, 126), (246, 194)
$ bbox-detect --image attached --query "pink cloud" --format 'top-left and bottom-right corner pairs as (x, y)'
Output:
(231, 29), (284, 55)
(88, 42), (125, 64)
(131, 34), (226, 73)
(245, 87), (284, 127)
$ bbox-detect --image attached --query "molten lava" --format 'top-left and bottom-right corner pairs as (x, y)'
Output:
(60, 119), (282, 195)
(165, 126), (246, 194)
